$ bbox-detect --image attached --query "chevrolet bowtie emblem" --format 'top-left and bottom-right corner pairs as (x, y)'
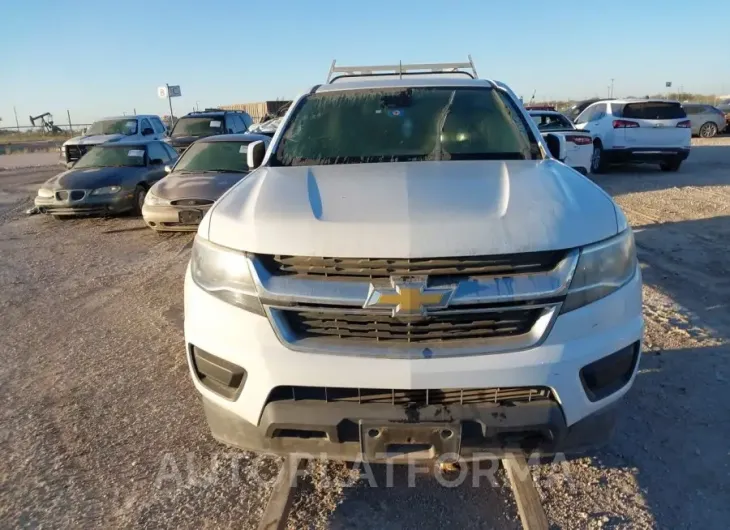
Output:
(364, 277), (455, 317)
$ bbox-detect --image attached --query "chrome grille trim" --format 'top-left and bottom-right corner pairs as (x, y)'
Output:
(250, 250), (579, 308)
(265, 302), (560, 359)
(259, 251), (565, 280)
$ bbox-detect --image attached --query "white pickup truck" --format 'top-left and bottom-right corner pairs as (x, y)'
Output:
(184, 61), (643, 462)
(61, 115), (167, 166)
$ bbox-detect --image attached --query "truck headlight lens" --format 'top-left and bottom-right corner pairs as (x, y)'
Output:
(91, 186), (122, 195)
(190, 236), (264, 316)
(37, 188), (54, 198)
(562, 229), (638, 313)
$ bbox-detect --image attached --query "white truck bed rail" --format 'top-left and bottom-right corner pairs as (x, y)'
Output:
(326, 56), (478, 83)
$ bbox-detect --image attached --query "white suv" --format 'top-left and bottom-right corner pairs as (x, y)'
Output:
(184, 61), (643, 462)
(574, 99), (691, 173)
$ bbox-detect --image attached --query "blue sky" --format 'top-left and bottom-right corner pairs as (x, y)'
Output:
(1, 0), (728, 125)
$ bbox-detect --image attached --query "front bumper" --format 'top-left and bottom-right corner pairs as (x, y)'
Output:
(142, 204), (211, 231)
(184, 267), (643, 461)
(35, 190), (136, 216)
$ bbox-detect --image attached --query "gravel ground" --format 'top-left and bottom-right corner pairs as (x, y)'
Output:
(0, 151), (62, 170)
(1, 138), (729, 529)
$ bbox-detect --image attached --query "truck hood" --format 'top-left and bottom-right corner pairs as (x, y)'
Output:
(206, 160), (619, 257)
(63, 134), (125, 147)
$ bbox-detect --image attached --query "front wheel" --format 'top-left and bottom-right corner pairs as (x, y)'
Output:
(699, 122), (718, 138)
(590, 143), (607, 173)
(132, 185), (147, 216)
(660, 158), (682, 172)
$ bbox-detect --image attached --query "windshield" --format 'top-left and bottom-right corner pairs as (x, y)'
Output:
(86, 119), (138, 136)
(74, 146), (147, 168)
(171, 117), (224, 137)
(531, 113), (574, 130)
(173, 141), (251, 173)
(271, 87), (539, 166)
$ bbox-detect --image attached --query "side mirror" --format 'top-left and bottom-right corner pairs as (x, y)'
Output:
(247, 140), (266, 170)
(164, 165), (172, 173)
(544, 133), (567, 162)
(150, 158), (164, 166)
(142, 127), (154, 136)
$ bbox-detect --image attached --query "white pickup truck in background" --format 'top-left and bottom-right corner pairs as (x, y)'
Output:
(528, 110), (594, 174)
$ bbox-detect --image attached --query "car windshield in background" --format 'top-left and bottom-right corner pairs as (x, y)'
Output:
(621, 102), (686, 120)
(86, 119), (138, 136)
(532, 113), (574, 130)
(272, 87), (539, 167)
(173, 141), (250, 173)
(171, 117), (224, 137)
(74, 146), (146, 168)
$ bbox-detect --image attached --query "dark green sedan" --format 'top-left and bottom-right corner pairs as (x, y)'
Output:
(35, 140), (178, 219)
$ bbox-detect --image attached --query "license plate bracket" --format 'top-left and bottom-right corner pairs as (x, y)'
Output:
(359, 421), (462, 460)
(179, 209), (203, 224)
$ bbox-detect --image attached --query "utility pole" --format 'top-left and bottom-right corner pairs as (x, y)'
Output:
(13, 105), (20, 131)
(610, 78), (615, 98)
(67, 110), (73, 134)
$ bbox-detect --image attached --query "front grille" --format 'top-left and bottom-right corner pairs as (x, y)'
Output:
(258, 251), (565, 280)
(55, 190), (85, 201)
(267, 385), (554, 405)
(171, 199), (214, 206)
(66, 144), (92, 161)
(281, 307), (541, 344)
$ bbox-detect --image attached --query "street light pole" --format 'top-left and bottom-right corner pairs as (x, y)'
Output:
(610, 78), (615, 98)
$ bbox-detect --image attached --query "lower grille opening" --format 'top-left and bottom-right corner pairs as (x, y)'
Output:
(267, 386), (555, 407)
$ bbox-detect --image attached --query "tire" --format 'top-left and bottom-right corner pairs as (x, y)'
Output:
(660, 158), (682, 172)
(698, 122), (718, 138)
(132, 185), (147, 216)
(590, 142), (607, 174)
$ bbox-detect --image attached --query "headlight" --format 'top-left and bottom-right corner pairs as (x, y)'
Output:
(60, 145), (67, 153)
(37, 188), (54, 198)
(562, 229), (638, 313)
(91, 186), (122, 195)
(144, 191), (171, 206)
(190, 237), (264, 316)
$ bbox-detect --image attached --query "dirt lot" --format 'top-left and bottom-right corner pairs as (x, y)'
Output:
(1, 139), (729, 529)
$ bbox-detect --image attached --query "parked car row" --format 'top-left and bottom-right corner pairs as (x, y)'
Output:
(38, 132), (270, 230)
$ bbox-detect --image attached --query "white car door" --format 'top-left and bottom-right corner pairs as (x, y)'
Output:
(615, 101), (690, 149)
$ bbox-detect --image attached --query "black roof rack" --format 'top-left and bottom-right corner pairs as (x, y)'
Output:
(326, 56), (478, 83)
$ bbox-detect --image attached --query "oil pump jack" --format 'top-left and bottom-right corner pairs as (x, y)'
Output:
(28, 112), (64, 134)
